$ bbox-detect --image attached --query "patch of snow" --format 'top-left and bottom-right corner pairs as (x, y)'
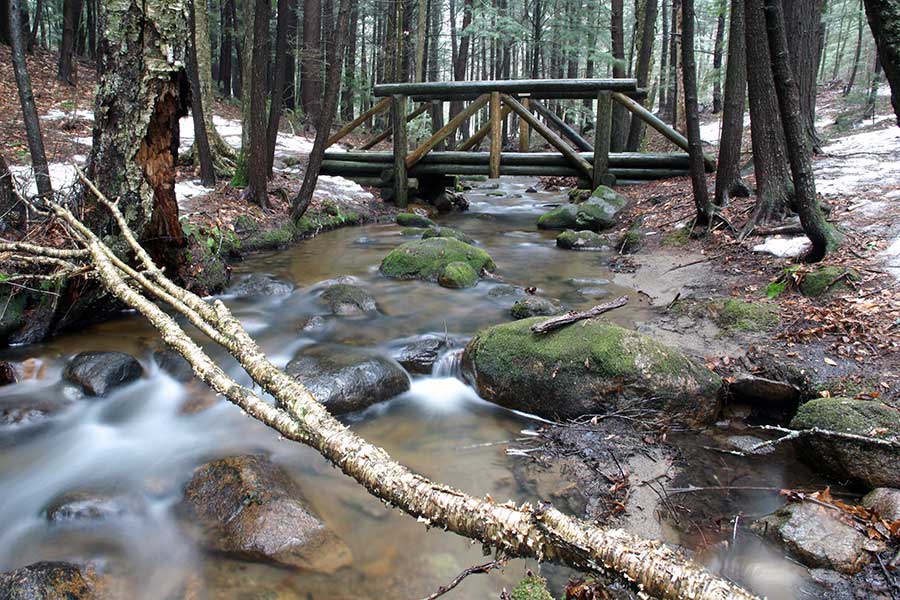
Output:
(853, 114), (895, 129)
(314, 175), (373, 203)
(175, 179), (215, 203)
(699, 114), (750, 144)
(73, 136), (93, 146)
(878, 85), (892, 98)
(42, 108), (94, 121)
(884, 236), (900, 281)
(752, 236), (811, 258)
(8, 163), (79, 197)
(816, 126), (900, 196)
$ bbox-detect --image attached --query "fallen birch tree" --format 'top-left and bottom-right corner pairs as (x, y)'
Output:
(0, 172), (759, 600)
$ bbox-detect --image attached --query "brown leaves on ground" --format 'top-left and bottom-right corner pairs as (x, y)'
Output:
(781, 487), (900, 543)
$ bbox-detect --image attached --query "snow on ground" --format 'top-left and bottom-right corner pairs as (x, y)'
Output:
(752, 236), (811, 258)
(8, 156), (86, 197)
(815, 125), (900, 197)
(699, 114), (750, 144)
(40, 108), (95, 121)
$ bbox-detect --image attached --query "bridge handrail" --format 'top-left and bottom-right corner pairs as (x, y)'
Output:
(373, 78), (638, 99)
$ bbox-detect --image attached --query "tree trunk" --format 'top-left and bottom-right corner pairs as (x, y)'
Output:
(714, 0), (750, 206)
(764, 0), (839, 261)
(712, 7), (726, 113)
(187, 0), (216, 186)
(681, 0), (711, 226)
(626, 0), (658, 151)
(87, 0), (189, 276)
(340, 0), (358, 121)
(291, 0), (353, 222)
(843, 0), (865, 96)
(0, 0), (10, 45)
(658, 0), (669, 115)
(0, 154), (25, 233)
(219, 0), (233, 98)
(58, 0), (83, 84)
(246, 0), (270, 207)
(284, 0), (298, 110)
(301, 0), (323, 125)
(266, 0), (291, 175)
(666, 0), (679, 124)
(863, 0), (900, 126)
(610, 0), (628, 151)
(745, 0), (793, 225)
(26, 0), (40, 52)
(9, 0), (52, 201)
(449, 0), (473, 145)
(783, 0), (824, 151)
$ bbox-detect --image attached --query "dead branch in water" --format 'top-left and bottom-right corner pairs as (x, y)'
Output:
(419, 556), (508, 600)
(0, 171), (760, 600)
(531, 296), (629, 334)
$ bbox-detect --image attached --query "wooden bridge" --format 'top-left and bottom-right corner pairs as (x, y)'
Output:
(320, 79), (713, 207)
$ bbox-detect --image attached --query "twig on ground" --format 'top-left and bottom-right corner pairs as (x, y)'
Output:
(531, 296), (629, 333)
(419, 556), (508, 600)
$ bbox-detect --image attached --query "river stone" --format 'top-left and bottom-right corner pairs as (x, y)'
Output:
(0, 361), (16, 386)
(575, 186), (627, 230)
(536, 204), (579, 230)
(422, 226), (475, 245)
(1, 393), (70, 428)
(461, 318), (722, 423)
(556, 230), (610, 250)
(286, 345), (409, 414)
(395, 212), (436, 228)
(752, 501), (886, 574)
(790, 397), (900, 487)
(227, 273), (294, 297)
(0, 562), (98, 599)
(177, 455), (352, 573)
(509, 297), (563, 320)
(320, 283), (377, 315)
(438, 261), (479, 289)
(153, 349), (193, 382)
(862, 488), (900, 522)
(45, 489), (146, 523)
(728, 374), (800, 410)
(392, 335), (449, 374)
(380, 238), (496, 282)
(62, 352), (143, 397)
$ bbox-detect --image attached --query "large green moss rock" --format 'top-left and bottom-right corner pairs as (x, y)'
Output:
(556, 229), (610, 250)
(380, 238), (496, 282)
(536, 204), (579, 230)
(510, 297), (563, 319)
(422, 226), (475, 245)
(799, 266), (860, 298)
(461, 318), (722, 423)
(576, 185), (627, 230)
(395, 212), (436, 228)
(791, 398), (900, 487)
(438, 261), (479, 289)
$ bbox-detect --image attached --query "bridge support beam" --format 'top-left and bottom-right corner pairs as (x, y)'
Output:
(391, 94), (408, 207)
(593, 91), (615, 188)
(489, 92), (502, 179)
(518, 98), (530, 152)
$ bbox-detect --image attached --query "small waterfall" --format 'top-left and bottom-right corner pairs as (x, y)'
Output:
(431, 347), (464, 378)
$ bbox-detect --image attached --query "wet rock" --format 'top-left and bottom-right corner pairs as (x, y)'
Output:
(395, 212), (436, 228)
(790, 398), (900, 487)
(536, 204), (579, 230)
(0, 361), (16, 386)
(799, 266), (861, 298)
(153, 349), (193, 382)
(320, 283), (377, 316)
(487, 285), (527, 300)
(509, 297), (563, 320)
(227, 273), (294, 297)
(728, 374), (800, 410)
(574, 186), (627, 231)
(421, 226), (475, 245)
(45, 489), (146, 523)
(286, 345), (409, 414)
(299, 315), (328, 332)
(461, 318), (722, 423)
(1, 394), (70, 428)
(724, 435), (775, 455)
(555, 230), (610, 250)
(752, 501), (886, 574)
(862, 488), (900, 521)
(526, 186), (538, 193)
(62, 352), (143, 397)
(392, 335), (450, 374)
(380, 238), (495, 283)
(177, 455), (352, 573)
(0, 562), (98, 599)
(438, 261), (479, 289)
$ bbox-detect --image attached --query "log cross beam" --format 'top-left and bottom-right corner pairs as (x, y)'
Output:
(457, 105), (513, 151)
(326, 97), (391, 148)
(359, 102), (431, 151)
(529, 99), (595, 152)
(406, 94), (491, 169)
(502, 93), (594, 179)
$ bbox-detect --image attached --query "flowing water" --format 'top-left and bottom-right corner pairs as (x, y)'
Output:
(0, 179), (824, 598)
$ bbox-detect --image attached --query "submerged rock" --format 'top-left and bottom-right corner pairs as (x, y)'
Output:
(752, 501), (885, 574)
(227, 273), (294, 297)
(62, 352), (143, 397)
(790, 398), (900, 487)
(177, 455), (352, 573)
(392, 335), (450, 374)
(395, 212), (436, 228)
(45, 489), (146, 523)
(461, 318), (721, 423)
(862, 488), (900, 522)
(380, 237), (495, 283)
(0, 361), (16, 386)
(1, 395), (70, 428)
(320, 283), (377, 315)
(555, 229), (610, 250)
(286, 345), (409, 414)
(509, 297), (563, 320)
(0, 562), (98, 599)
(422, 226), (475, 244)
(153, 349), (193, 382)
(437, 261), (478, 289)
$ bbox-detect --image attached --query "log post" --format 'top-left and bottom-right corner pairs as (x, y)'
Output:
(593, 91), (615, 188)
(519, 97), (530, 152)
(489, 91), (502, 179)
(391, 94), (408, 207)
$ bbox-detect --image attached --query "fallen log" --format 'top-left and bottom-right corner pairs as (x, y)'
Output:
(531, 296), (630, 334)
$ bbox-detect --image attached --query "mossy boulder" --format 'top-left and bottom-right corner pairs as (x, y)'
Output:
(510, 297), (563, 319)
(422, 226), (475, 245)
(320, 283), (377, 315)
(790, 398), (900, 487)
(576, 185), (627, 230)
(461, 318), (722, 423)
(556, 229), (610, 250)
(536, 204), (580, 230)
(710, 298), (779, 332)
(396, 212), (436, 228)
(799, 266), (860, 298)
(380, 237), (496, 282)
(438, 261), (479, 289)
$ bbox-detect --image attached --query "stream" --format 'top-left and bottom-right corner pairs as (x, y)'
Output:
(0, 178), (825, 598)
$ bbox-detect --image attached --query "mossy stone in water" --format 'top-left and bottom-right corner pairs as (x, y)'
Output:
(791, 398), (900, 487)
(556, 229), (609, 250)
(438, 261), (479, 289)
(536, 204), (579, 230)
(575, 186), (627, 230)
(422, 226), (475, 245)
(380, 237), (495, 282)
(395, 212), (436, 228)
(799, 266), (860, 298)
(461, 318), (722, 423)
(510, 296), (562, 319)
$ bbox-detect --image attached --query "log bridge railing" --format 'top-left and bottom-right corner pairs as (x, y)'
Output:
(321, 79), (714, 207)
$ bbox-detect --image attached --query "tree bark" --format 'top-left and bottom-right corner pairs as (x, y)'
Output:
(449, 0), (473, 144)
(0, 154), (25, 233)
(58, 0), (82, 84)
(764, 0), (839, 261)
(284, 0), (299, 111)
(26, 0), (40, 52)
(714, 0), (750, 206)
(610, 0), (628, 151)
(218, 0), (233, 98)
(783, 0), (824, 151)
(302, 0), (323, 124)
(712, 7), (726, 113)
(9, 0), (52, 201)
(681, 0), (712, 226)
(246, 0), (270, 207)
(187, 0), (216, 187)
(843, 0), (865, 96)
(266, 0), (291, 175)
(658, 0), (669, 115)
(863, 0), (900, 126)
(626, 0), (658, 151)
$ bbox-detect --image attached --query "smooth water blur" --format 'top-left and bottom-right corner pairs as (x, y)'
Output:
(0, 178), (812, 598)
